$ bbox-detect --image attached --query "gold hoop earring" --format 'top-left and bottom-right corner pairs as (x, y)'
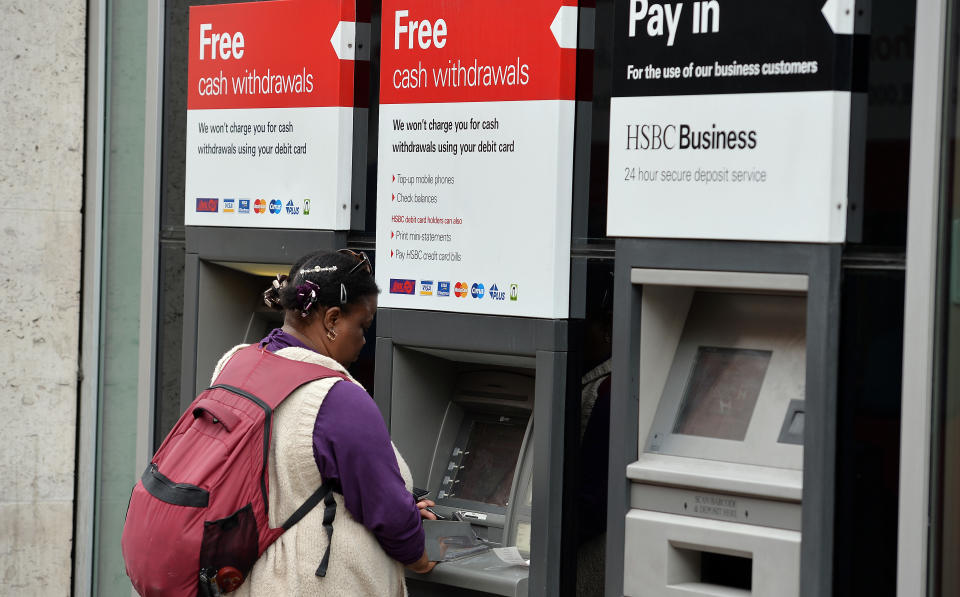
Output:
(326, 329), (337, 341)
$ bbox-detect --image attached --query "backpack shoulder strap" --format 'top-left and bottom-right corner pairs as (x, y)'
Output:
(212, 345), (349, 409)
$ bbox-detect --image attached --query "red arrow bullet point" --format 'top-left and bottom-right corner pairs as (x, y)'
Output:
(392, 194), (395, 201)
(391, 231), (395, 238)
(391, 250), (394, 257)
(392, 175), (396, 182)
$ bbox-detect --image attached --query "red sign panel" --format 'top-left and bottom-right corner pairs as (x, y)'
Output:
(380, 0), (578, 104)
(188, 0), (357, 110)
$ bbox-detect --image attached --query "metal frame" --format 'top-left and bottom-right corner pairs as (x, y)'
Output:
(897, 0), (952, 594)
(74, 0), (107, 594)
(375, 308), (578, 597)
(135, 0), (165, 487)
(605, 239), (841, 597)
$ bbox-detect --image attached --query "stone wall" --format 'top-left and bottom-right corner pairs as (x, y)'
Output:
(0, 2), (85, 594)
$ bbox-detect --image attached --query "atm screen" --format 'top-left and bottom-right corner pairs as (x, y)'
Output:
(454, 420), (527, 506)
(673, 347), (771, 441)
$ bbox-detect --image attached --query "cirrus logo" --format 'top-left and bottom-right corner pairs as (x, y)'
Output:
(269, 199), (283, 214)
(470, 283), (485, 299)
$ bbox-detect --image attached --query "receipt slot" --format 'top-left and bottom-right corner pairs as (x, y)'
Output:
(376, 309), (577, 597)
(606, 240), (841, 597)
(180, 228), (345, 409)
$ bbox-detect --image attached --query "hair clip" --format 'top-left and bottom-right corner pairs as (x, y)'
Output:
(263, 274), (288, 309)
(340, 282), (348, 305)
(296, 280), (321, 317)
(299, 264), (338, 276)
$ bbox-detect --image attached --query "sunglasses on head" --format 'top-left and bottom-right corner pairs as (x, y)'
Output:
(338, 249), (372, 275)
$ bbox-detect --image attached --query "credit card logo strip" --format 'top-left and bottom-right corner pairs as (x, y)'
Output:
(390, 279), (416, 295)
(195, 198), (218, 213)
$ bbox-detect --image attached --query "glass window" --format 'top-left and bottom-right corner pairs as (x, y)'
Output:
(92, 1), (148, 594)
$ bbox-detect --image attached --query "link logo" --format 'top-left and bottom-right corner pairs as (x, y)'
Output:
(390, 279), (416, 295)
(471, 283), (485, 299)
(489, 284), (506, 301)
(510, 284), (519, 301)
(195, 198), (218, 212)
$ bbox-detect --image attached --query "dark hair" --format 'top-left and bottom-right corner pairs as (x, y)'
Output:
(263, 250), (378, 318)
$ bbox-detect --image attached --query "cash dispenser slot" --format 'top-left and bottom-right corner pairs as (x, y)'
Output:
(392, 347), (534, 597)
(624, 269), (806, 597)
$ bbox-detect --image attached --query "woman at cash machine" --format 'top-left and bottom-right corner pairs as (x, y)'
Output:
(220, 249), (438, 594)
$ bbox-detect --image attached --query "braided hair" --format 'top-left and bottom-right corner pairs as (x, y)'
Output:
(263, 250), (378, 319)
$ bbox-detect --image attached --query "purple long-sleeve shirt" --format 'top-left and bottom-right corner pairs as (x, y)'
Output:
(260, 329), (425, 564)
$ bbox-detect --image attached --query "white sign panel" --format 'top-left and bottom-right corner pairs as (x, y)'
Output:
(185, 0), (362, 230)
(376, 0), (580, 318)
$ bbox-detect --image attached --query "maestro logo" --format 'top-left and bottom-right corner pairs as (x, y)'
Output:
(454, 282), (468, 298)
(285, 200), (300, 215)
(238, 199), (251, 214)
(254, 198), (267, 214)
(222, 198), (235, 213)
(437, 281), (451, 297)
(195, 198), (218, 213)
(489, 284), (506, 301)
(471, 283), (485, 299)
(420, 280), (434, 296)
(268, 199), (283, 214)
(389, 279), (416, 295)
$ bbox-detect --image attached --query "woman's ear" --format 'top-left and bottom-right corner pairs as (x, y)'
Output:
(322, 305), (342, 332)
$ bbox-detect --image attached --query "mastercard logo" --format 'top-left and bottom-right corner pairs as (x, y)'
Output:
(254, 198), (267, 214)
(454, 282), (468, 297)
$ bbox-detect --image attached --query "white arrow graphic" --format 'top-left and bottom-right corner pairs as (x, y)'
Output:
(821, 0), (856, 35)
(331, 21), (371, 60)
(551, 6), (579, 49)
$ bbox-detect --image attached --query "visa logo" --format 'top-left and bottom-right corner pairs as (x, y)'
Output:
(390, 279), (416, 295)
(222, 198), (236, 213)
(195, 198), (218, 212)
(420, 280), (434, 296)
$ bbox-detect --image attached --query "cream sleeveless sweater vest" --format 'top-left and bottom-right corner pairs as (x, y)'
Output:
(212, 345), (413, 597)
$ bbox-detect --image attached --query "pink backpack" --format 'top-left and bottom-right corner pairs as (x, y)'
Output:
(121, 345), (348, 596)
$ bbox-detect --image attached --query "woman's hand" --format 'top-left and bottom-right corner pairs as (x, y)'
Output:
(405, 550), (437, 574)
(416, 499), (437, 521)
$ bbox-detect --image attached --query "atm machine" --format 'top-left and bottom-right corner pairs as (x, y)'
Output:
(180, 228), (347, 407)
(376, 311), (577, 597)
(606, 241), (840, 597)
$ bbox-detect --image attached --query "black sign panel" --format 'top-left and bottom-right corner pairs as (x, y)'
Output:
(611, 0), (855, 97)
